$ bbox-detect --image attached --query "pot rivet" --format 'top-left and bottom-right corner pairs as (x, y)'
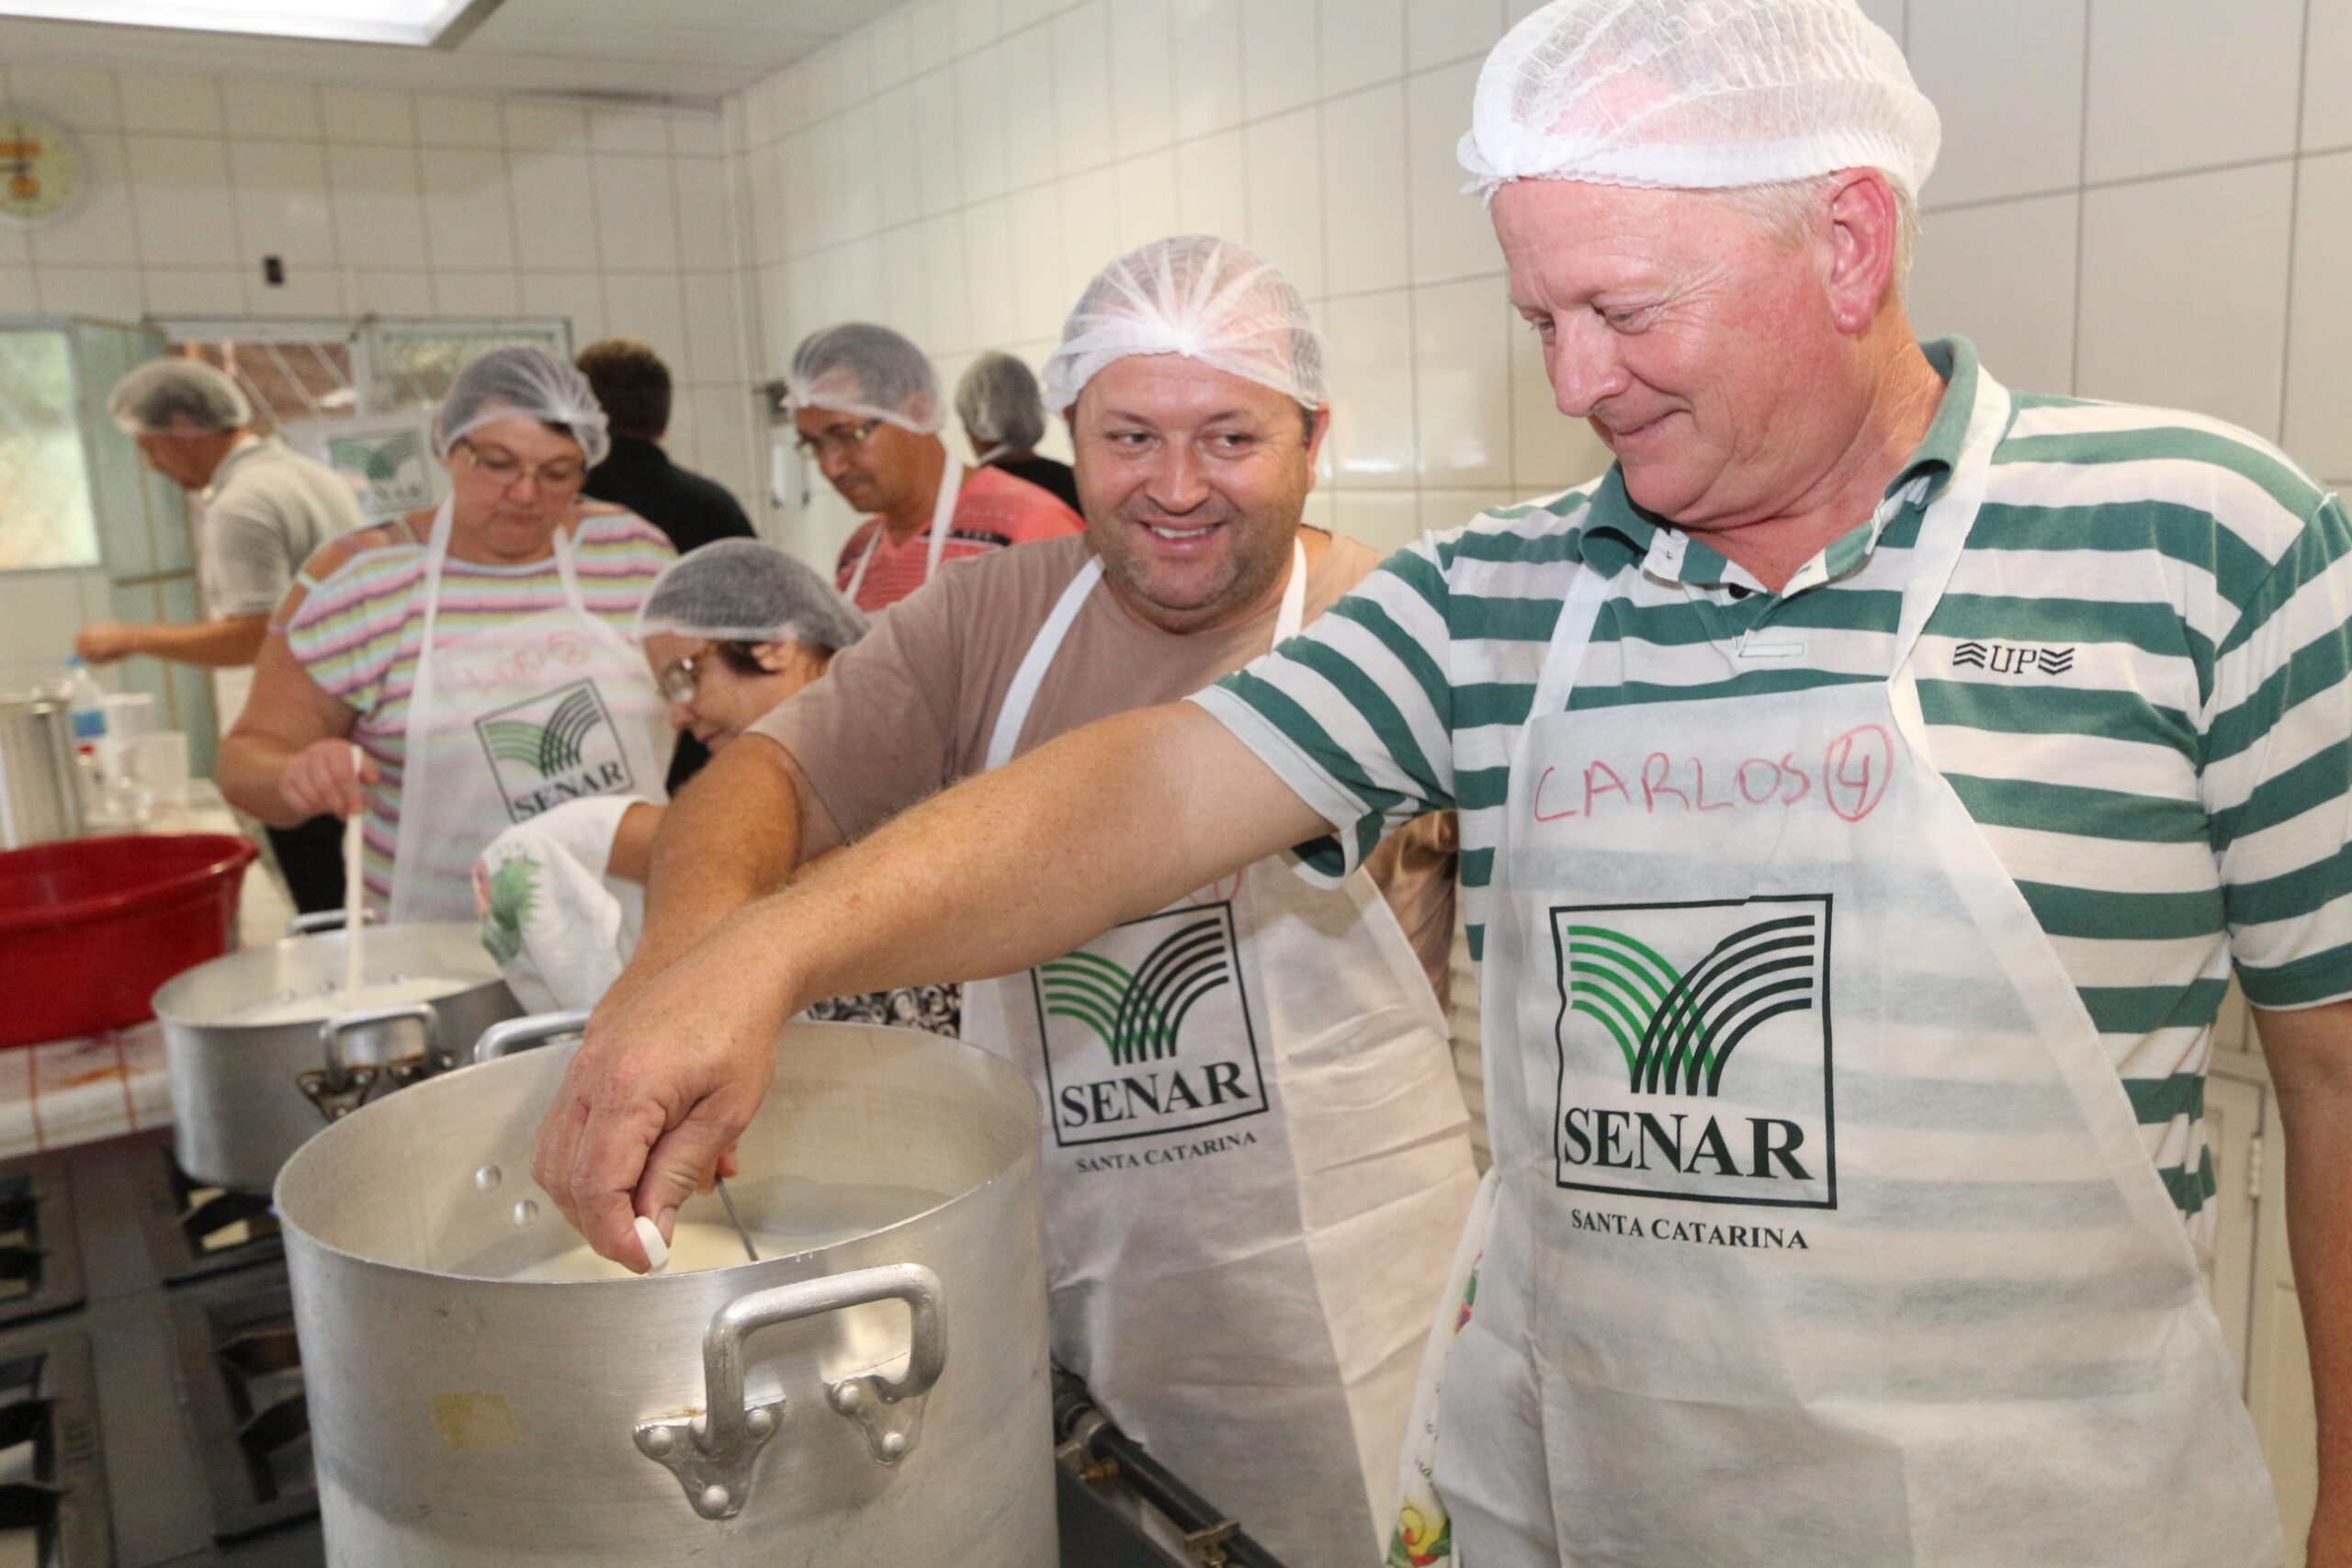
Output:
(512, 1200), (539, 1227)
(881, 1432), (907, 1460)
(747, 1407), (775, 1438)
(642, 1427), (675, 1456)
(473, 1164), (502, 1192)
(699, 1484), (730, 1516)
(833, 1383), (864, 1413)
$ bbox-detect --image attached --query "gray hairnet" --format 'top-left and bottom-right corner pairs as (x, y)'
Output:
(1041, 235), (1326, 414)
(434, 344), (611, 468)
(784, 323), (944, 435)
(955, 352), (1048, 455)
(633, 539), (871, 651)
(109, 358), (251, 435)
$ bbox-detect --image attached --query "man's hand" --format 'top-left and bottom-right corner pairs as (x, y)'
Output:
(278, 739), (375, 819)
(74, 623), (143, 664)
(532, 922), (792, 1270)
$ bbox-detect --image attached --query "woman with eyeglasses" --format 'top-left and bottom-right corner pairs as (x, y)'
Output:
(218, 346), (676, 923)
(471, 540), (960, 1035)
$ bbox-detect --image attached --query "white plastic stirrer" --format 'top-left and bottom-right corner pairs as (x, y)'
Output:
(341, 743), (366, 998)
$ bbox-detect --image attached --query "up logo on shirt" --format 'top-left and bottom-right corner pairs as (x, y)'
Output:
(1030, 902), (1269, 1148)
(1551, 894), (1838, 1210)
(472, 679), (637, 822)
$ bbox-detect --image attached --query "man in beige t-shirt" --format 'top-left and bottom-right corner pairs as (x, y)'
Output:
(748, 524), (1457, 995)
(554, 237), (1476, 1568)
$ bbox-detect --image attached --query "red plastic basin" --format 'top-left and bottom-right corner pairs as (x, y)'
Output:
(0, 833), (258, 1049)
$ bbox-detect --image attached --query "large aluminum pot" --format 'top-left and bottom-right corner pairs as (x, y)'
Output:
(153, 913), (520, 1192)
(275, 1016), (1054, 1567)
(0, 694), (84, 848)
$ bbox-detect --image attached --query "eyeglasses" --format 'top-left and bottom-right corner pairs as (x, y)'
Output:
(793, 419), (884, 460)
(456, 439), (588, 491)
(655, 648), (711, 705)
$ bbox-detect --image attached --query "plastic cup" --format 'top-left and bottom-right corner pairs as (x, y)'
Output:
(101, 692), (157, 738)
(130, 730), (189, 809)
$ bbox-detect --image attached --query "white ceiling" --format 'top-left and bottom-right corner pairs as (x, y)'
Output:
(0, 0), (905, 105)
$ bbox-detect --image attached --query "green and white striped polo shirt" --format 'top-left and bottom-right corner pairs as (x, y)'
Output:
(1194, 337), (2352, 1235)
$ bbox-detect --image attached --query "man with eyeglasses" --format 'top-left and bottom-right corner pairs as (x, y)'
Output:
(786, 323), (1081, 614)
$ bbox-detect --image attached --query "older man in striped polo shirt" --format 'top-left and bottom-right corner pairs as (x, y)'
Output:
(537, 2), (2349, 1562)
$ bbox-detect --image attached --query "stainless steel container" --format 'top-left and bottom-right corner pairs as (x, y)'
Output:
(0, 694), (84, 849)
(275, 1017), (1053, 1567)
(152, 916), (520, 1193)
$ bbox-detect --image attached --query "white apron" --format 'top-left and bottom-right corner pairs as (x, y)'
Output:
(841, 458), (962, 604)
(387, 502), (672, 924)
(1423, 367), (2280, 1566)
(960, 543), (1479, 1568)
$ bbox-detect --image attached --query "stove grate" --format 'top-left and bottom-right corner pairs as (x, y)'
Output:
(167, 1274), (316, 1543)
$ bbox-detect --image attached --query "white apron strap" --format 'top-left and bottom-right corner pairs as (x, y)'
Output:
(983, 538), (1308, 773)
(1886, 368), (2012, 744)
(924, 458), (966, 583)
(842, 458), (966, 604)
(985, 557), (1104, 772)
(1527, 552), (1615, 726)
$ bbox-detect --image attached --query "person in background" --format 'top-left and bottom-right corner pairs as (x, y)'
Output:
(955, 350), (1081, 513)
(539, 237), (1476, 1568)
(575, 336), (757, 792)
(475, 540), (955, 1033)
(218, 346), (674, 924)
(78, 357), (363, 913)
(788, 322), (1082, 614)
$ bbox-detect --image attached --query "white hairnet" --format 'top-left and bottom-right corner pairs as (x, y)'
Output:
(1040, 235), (1326, 415)
(434, 344), (611, 468)
(110, 358), (251, 435)
(633, 539), (870, 651)
(955, 352), (1048, 455)
(1459, 0), (1940, 199)
(785, 323), (944, 435)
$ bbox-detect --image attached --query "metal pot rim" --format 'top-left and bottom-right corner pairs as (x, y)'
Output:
(152, 920), (503, 1029)
(275, 1022), (1045, 1293)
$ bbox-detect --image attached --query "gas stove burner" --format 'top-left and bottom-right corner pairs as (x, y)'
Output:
(168, 1273), (315, 1543)
(0, 1327), (109, 1566)
(137, 1143), (284, 1287)
(180, 1185), (281, 1266)
(0, 1166), (85, 1328)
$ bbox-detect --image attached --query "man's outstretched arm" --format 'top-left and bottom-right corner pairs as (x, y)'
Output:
(594, 735), (807, 1017)
(533, 700), (1329, 1267)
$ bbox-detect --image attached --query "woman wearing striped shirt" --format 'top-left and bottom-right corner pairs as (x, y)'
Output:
(220, 347), (675, 923)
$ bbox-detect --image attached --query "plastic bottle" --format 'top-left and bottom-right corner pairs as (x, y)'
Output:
(63, 657), (107, 748)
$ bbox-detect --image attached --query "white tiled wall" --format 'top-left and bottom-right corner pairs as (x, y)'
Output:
(728, 0), (2351, 573)
(0, 62), (763, 508)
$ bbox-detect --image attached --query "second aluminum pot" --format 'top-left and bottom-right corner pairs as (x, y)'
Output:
(275, 1016), (1054, 1566)
(153, 914), (520, 1193)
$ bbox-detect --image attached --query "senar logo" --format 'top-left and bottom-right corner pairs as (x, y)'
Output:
(1040, 915), (1231, 1066)
(471, 680), (636, 823)
(481, 686), (605, 779)
(1552, 895), (1836, 1210)
(1031, 902), (1268, 1147)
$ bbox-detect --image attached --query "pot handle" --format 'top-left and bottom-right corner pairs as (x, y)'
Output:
(288, 908), (373, 936)
(470, 1009), (592, 1065)
(635, 1263), (948, 1520)
(298, 1001), (440, 1122)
